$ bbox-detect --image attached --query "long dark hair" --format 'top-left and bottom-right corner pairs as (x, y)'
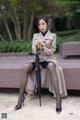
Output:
(37, 16), (48, 26)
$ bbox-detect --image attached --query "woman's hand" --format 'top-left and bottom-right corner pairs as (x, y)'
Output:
(36, 41), (45, 51)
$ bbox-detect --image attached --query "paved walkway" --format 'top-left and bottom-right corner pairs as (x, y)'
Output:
(0, 91), (80, 120)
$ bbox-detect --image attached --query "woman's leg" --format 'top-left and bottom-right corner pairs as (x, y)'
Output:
(47, 62), (62, 113)
(14, 63), (33, 110)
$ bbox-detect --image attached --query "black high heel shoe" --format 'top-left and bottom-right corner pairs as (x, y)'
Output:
(56, 106), (62, 113)
(56, 98), (62, 114)
(14, 96), (25, 111)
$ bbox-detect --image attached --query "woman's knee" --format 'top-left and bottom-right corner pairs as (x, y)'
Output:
(48, 62), (55, 70)
(22, 63), (33, 73)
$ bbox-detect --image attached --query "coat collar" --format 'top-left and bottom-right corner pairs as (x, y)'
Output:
(38, 30), (52, 39)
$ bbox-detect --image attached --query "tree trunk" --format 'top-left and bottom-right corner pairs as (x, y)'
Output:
(66, 17), (72, 30)
(23, 15), (28, 41)
(27, 12), (34, 40)
(48, 16), (53, 31)
(3, 18), (13, 41)
(9, 14), (19, 40)
(13, 10), (21, 41)
(0, 34), (5, 41)
(23, 0), (28, 41)
(52, 17), (56, 32)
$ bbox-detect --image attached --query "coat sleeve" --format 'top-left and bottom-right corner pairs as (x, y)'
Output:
(32, 34), (37, 54)
(42, 33), (56, 56)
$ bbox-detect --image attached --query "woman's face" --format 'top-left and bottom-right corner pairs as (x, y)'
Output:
(38, 19), (48, 33)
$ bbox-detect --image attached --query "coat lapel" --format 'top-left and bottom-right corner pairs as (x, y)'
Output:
(38, 30), (52, 40)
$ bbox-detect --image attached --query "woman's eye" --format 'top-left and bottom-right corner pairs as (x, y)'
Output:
(42, 23), (45, 25)
(39, 22), (45, 26)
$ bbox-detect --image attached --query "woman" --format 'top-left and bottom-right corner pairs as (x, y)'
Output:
(14, 16), (67, 113)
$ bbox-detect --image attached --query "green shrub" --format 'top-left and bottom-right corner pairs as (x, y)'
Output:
(57, 29), (79, 36)
(0, 40), (32, 53)
(0, 29), (80, 53)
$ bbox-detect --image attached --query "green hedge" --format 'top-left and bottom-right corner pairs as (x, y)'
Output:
(57, 29), (79, 36)
(0, 29), (80, 53)
(0, 41), (32, 53)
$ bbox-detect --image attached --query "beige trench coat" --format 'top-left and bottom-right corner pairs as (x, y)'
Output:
(26, 31), (67, 97)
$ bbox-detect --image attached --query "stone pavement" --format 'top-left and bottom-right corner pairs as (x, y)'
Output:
(0, 90), (80, 120)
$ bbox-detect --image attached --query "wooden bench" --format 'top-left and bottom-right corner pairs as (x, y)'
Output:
(0, 53), (32, 88)
(59, 41), (80, 89)
(0, 53), (80, 90)
(57, 55), (80, 90)
(59, 42), (80, 58)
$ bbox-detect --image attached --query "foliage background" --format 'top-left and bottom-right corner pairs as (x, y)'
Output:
(0, 0), (80, 53)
